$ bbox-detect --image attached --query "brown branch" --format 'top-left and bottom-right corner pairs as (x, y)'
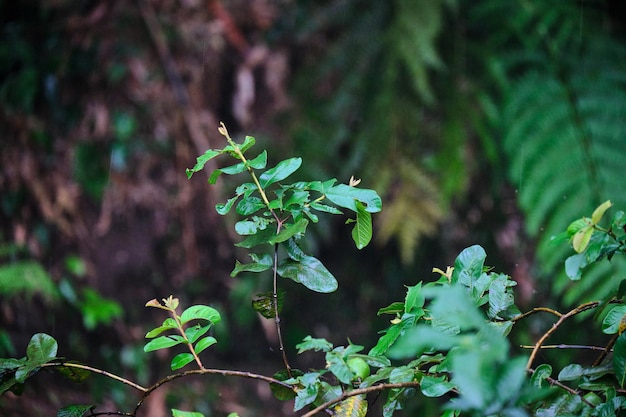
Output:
(43, 362), (148, 392)
(526, 301), (599, 370)
(512, 306), (563, 322)
(520, 344), (612, 352)
(300, 382), (422, 417)
(528, 368), (596, 408)
(274, 241), (291, 376)
(134, 368), (294, 414)
(593, 334), (618, 366)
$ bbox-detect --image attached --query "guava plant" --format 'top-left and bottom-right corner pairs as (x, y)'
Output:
(2, 125), (626, 417)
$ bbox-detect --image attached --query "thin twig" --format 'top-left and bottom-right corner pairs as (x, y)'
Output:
(134, 368), (294, 414)
(300, 382), (422, 417)
(274, 241), (292, 376)
(520, 344), (612, 352)
(526, 301), (599, 370)
(43, 362), (148, 392)
(593, 334), (618, 366)
(512, 306), (562, 322)
(218, 122), (291, 373)
(528, 368), (596, 408)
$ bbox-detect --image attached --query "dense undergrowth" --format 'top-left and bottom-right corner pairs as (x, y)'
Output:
(3, 127), (626, 417)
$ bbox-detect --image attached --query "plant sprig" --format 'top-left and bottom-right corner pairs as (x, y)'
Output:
(144, 296), (221, 371)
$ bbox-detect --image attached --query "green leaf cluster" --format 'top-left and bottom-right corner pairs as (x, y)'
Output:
(0, 333), (58, 395)
(187, 123), (381, 294)
(559, 201), (626, 285)
(144, 297), (221, 371)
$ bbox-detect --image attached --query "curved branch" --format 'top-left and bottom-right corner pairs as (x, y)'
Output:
(512, 307), (563, 322)
(526, 301), (599, 370)
(300, 382), (422, 417)
(528, 368), (595, 408)
(520, 344), (611, 352)
(134, 368), (294, 413)
(43, 362), (148, 392)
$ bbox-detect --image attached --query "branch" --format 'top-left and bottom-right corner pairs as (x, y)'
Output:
(528, 368), (596, 408)
(520, 344), (612, 352)
(512, 306), (562, 322)
(526, 301), (599, 370)
(43, 362), (148, 392)
(134, 368), (294, 414)
(300, 382), (422, 417)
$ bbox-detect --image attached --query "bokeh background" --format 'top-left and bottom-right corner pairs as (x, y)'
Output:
(2, 1), (626, 415)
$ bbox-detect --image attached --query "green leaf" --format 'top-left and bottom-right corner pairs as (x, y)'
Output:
(270, 369), (300, 401)
(293, 372), (322, 411)
(185, 324), (210, 344)
(235, 227), (278, 248)
(283, 190), (310, 210)
(56, 362), (91, 383)
(238, 135), (256, 153)
(194, 336), (217, 354)
(145, 318), (178, 338)
(572, 226), (593, 253)
(404, 283), (425, 314)
(180, 305), (221, 325)
(247, 150), (267, 169)
(234, 216), (272, 236)
(270, 218), (309, 244)
(171, 409), (205, 417)
(144, 335), (185, 352)
(296, 336), (333, 353)
(351, 201), (372, 249)
(26, 333), (58, 364)
(208, 161), (247, 184)
(420, 375), (454, 398)
(591, 200), (612, 224)
(377, 302), (405, 316)
(369, 324), (403, 357)
(564, 253), (586, 280)
(236, 196), (265, 216)
(0, 358), (25, 372)
(310, 201), (343, 214)
(277, 255), (338, 293)
(614, 333), (626, 388)
(186, 149), (221, 179)
(251, 290), (285, 319)
(495, 356), (527, 403)
(602, 305), (626, 334)
(487, 275), (516, 319)
(531, 364), (552, 388)
(558, 363), (613, 381)
(216, 196), (239, 215)
(259, 157), (302, 188)
(324, 184), (382, 213)
(171, 353), (195, 371)
(567, 218), (589, 237)
(326, 352), (353, 384)
(451, 245), (486, 286)
(56, 404), (95, 417)
(389, 366), (415, 384)
(231, 253), (273, 277)
(350, 353), (391, 368)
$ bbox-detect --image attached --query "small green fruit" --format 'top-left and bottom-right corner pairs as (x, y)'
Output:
(347, 357), (370, 380)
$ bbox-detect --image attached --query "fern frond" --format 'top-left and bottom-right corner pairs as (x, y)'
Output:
(375, 158), (444, 264)
(500, 37), (626, 302)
